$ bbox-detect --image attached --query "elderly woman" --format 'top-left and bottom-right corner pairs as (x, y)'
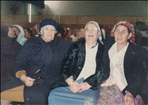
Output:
(48, 21), (108, 105)
(97, 21), (147, 105)
(1, 19), (72, 105)
(12, 25), (27, 46)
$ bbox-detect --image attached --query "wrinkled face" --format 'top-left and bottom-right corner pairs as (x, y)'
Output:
(114, 25), (132, 45)
(84, 23), (100, 43)
(12, 26), (20, 36)
(41, 25), (56, 42)
(24, 29), (30, 39)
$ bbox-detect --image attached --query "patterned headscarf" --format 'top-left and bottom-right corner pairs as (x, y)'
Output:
(115, 21), (135, 44)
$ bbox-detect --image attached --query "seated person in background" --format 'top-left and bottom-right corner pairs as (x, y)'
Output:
(97, 21), (147, 105)
(31, 23), (40, 37)
(55, 25), (65, 38)
(31, 28), (38, 36)
(134, 21), (148, 46)
(110, 25), (116, 37)
(1, 19), (72, 105)
(70, 28), (84, 42)
(77, 28), (85, 39)
(134, 21), (148, 104)
(69, 29), (79, 42)
(1, 26), (22, 84)
(48, 21), (109, 105)
(12, 25), (27, 46)
(23, 27), (33, 39)
(63, 27), (73, 42)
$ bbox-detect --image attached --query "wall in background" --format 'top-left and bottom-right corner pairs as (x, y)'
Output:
(1, 1), (41, 15)
(43, 1), (148, 16)
(1, 1), (148, 29)
(1, 1), (148, 16)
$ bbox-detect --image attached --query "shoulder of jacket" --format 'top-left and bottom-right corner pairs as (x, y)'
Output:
(74, 38), (85, 46)
(128, 42), (147, 55)
(25, 37), (40, 44)
(68, 39), (84, 50)
(57, 36), (73, 45)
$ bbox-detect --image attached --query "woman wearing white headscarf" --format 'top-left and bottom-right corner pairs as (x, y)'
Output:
(12, 25), (27, 46)
(48, 21), (108, 105)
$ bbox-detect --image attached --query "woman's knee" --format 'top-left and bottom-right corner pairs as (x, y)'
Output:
(24, 90), (46, 104)
(48, 89), (57, 100)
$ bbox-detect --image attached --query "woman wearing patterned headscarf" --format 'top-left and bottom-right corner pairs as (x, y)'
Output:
(12, 25), (27, 46)
(110, 21), (135, 44)
(97, 21), (147, 105)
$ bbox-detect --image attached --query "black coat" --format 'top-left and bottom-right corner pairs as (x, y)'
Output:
(51, 38), (109, 90)
(1, 35), (22, 84)
(13, 36), (71, 80)
(1, 36), (72, 105)
(103, 37), (146, 98)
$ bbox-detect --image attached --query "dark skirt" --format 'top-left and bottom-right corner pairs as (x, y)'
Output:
(97, 84), (144, 105)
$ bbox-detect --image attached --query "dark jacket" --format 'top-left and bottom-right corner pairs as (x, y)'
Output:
(1, 31), (22, 84)
(52, 38), (109, 90)
(103, 37), (146, 98)
(13, 36), (72, 82)
(1, 36), (72, 104)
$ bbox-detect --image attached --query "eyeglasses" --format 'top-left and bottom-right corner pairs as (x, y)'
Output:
(85, 27), (98, 32)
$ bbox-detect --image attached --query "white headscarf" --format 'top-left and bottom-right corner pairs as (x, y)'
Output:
(13, 25), (27, 46)
(84, 21), (102, 41)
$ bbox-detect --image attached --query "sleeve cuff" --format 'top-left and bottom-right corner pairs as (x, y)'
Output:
(15, 70), (27, 78)
(65, 76), (73, 83)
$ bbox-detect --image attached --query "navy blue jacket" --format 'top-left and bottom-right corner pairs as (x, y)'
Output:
(13, 36), (72, 83)
(1, 36), (72, 104)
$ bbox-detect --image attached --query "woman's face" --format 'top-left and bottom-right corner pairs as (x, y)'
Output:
(24, 29), (31, 39)
(114, 25), (132, 45)
(8, 27), (16, 38)
(41, 25), (56, 42)
(84, 23), (100, 43)
(12, 26), (20, 36)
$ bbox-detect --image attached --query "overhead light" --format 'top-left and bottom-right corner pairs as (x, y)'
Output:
(28, 3), (32, 23)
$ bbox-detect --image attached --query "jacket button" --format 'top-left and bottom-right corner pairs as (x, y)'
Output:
(26, 98), (30, 101)
(78, 67), (81, 69)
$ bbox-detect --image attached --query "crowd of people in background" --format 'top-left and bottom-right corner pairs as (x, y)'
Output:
(1, 19), (148, 105)
(2, 21), (148, 45)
